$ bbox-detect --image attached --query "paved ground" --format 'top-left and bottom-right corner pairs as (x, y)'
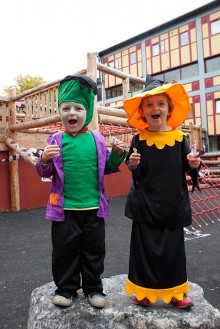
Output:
(0, 196), (220, 329)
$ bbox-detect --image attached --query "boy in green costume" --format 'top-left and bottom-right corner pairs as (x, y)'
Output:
(36, 75), (127, 308)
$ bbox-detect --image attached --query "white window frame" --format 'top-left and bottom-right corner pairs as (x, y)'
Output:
(180, 31), (189, 46)
(211, 19), (220, 35)
(152, 43), (159, 56)
(216, 99), (220, 114)
(160, 40), (165, 53)
(130, 52), (136, 64)
(109, 61), (115, 68)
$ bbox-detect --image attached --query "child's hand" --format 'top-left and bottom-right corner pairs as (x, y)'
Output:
(129, 152), (141, 170)
(187, 152), (201, 169)
(111, 138), (127, 158)
(42, 145), (60, 164)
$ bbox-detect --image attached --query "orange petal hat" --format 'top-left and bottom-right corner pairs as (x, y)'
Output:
(123, 75), (190, 130)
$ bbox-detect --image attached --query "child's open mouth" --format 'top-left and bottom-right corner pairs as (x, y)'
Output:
(68, 119), (77, 126)
(151, 114), (160, 119)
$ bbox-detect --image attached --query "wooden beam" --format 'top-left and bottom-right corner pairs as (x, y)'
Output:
(99, 114), (127, 126)
(98, 106), (127, 118)
(97, 63), (145, 85)
(87, 53), (99, 131)
(5, 136), (38, 166)
(202, 160), (220, 165)
(19, 128), (60, 134)
(9, 114), (61, 132)
(201, 151), (220, 158)
(0, 96), (10, 102)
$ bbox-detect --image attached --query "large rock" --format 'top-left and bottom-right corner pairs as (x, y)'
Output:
(28, 274), (220, 329)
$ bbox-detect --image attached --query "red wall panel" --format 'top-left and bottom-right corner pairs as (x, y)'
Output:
(0, 155), (131, 212)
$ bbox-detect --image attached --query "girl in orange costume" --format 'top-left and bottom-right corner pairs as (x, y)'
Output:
(123, 75), (201, 309)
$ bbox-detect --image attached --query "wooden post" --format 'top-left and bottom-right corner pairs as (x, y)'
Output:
(1, 102), (7, 135)
(8, 88), (20, 211)
(87, 52), (99, 131)
(123, 77), (130, 101)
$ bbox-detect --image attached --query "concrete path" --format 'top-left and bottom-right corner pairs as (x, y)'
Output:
(0, 196), (219, 328)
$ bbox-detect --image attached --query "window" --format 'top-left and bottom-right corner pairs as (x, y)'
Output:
(160, 40), (165, 53)
(180, 31), (189, 46)
(97, 87), (102, 102)
(188, 104), (194, 119)
(181, 63), (198, 79)
(165, 69), (180, 82)
(152, 63), (199, 81)
(152, 43), (159, 56)
(153, 74), (164, 81)
(129, 82), (143, 93)
(130, 52), (136, 65)
(106, 86), (123, 100)
(211, 19), (220, 35)
(209, 136), (220, 152)
(108, 59), (119, 69)
(216, 100), (220, 114)
(114, 58), (119, 69)
(205, 56), (220, 73)
(152, 41), (165, 56)
(106, 89), (112, 99)
(109, 61), (114, 68)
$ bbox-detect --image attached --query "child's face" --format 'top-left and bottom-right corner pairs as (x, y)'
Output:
(141, 94), (170, 131)
(59, 102), (87, 132)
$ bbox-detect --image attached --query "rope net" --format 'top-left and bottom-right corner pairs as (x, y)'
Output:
(187, 161), (220, 229)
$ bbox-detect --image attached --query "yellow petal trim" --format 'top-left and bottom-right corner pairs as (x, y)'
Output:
(126, 278), (189, 304)
(136, 129), (184, 150)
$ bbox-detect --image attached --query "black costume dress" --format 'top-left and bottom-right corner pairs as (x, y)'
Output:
(125, 129), (192, 303)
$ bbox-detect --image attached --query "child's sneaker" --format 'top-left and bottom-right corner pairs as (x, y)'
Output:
(88, 292), (107, 308)
(134, 296), (151, 307)
(53, 295), (73, 307)
(171, 295), (194, 309)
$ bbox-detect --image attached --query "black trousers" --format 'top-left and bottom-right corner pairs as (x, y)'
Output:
(51, 209), (105, 297)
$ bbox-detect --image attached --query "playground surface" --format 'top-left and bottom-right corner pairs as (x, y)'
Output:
(0, 196), (220, 329)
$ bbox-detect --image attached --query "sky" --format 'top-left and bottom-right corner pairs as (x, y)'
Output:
(0, 0), (214, 94)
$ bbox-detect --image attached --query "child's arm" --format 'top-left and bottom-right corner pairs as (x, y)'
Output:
(187, 153), (202, 192)
(105, 138), (128, 173)
(36, 137), (60, 177)
(125, 136), (141, 172)
(41, 144), (60, 168)
(187, 153), (201, 169)
(184, 138), (202, 192)
(111, 138), (127, 158)
(127, 149), (141, 171)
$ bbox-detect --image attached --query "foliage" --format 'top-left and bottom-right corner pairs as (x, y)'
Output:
(4, 74), (47, 95)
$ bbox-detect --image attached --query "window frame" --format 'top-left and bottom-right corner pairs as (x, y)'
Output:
(152, 43), (159, 56)
(180, 31), (189, 46)
(211, 19), (220, 35)
(129, 52), (137, 65)
(216, 99), (220, 114)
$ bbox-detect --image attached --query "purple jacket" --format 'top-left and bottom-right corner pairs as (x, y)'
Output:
(36, 131), (121, 221)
